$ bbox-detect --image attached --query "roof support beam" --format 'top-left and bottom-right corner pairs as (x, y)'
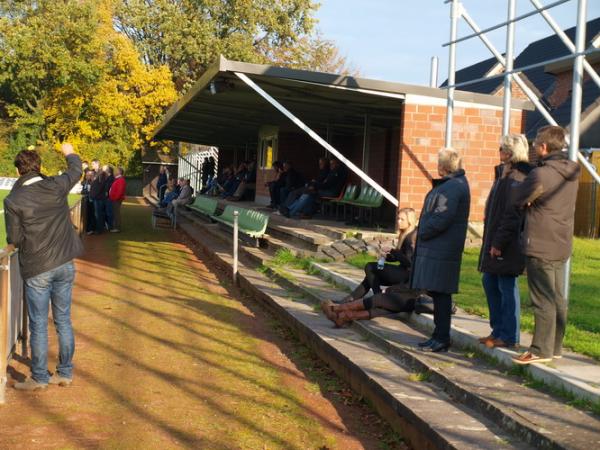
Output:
(235, 72), (399, 207)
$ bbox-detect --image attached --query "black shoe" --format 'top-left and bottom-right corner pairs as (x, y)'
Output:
(417, 338), (435, 348)
(422, 340), (450, 353)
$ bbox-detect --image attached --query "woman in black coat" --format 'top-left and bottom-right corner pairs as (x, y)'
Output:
(320, 208), (419, 325)
(478, 134), (532, 349)
(412, 148), (471, 352)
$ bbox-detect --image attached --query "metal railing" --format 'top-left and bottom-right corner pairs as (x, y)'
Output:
(0, 198), (83, 403)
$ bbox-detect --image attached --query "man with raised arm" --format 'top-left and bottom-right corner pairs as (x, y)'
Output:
(4, 143), (83, 390)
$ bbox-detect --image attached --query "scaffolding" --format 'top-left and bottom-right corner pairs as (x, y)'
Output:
(442, 0), (600, 300)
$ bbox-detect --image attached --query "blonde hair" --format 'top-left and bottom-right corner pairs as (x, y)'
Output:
(438, 147), (463, 174)
(500, 134), (529, 163)
(397, 207), (417, 249)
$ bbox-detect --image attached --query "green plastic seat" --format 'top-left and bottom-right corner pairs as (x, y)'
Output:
(212, 205), (269, 238)
(188, 196), (218, 216)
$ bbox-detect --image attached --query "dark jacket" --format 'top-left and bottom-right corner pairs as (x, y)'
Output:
(410, 169), (471, 294)
(516, 152), (580, 261)
(315, 167), (330, 184)
(284, 168), (305, 190)
(90, 172), (108, 200)
(319, 164), (347, 196)
(387, 228), (417, 270)
(4, 154), (84, 279)
(479, 162), (533, 276)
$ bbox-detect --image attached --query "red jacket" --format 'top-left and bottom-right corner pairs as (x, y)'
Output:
(109, 176), (126, 201)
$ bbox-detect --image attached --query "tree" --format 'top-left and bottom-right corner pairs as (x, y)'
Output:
(114, 0), (352, 90)
(0, 0), (177, 175)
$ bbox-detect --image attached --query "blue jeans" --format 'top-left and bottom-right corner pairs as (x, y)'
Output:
(105, 199), (113, 230)
(289, 193), (314, 217)
(25, 261), (76, 383)
(93, 199), (106, 233)
(482, 272), (520, 345)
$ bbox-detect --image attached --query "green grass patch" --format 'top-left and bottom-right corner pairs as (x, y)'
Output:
(347, 239), (600, 361)
(407, 371), (431, 382)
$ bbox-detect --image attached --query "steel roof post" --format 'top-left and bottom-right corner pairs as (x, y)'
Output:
(445, 0), (460, 147)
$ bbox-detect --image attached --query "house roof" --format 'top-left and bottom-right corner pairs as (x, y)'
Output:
(152, 56), (532, 149)
(442, 17), (600, 98)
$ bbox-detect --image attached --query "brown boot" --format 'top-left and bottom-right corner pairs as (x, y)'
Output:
(333, 310), (370, 327)
(320, 299), (336, 320)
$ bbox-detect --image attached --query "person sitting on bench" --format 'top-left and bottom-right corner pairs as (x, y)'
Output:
(166, 178), (192, 215)
(285, 157), (347, 218)
(229, 160), (257, 201)
(280, 157), (329, 210)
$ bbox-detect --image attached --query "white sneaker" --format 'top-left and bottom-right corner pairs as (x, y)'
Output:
(110, 229), (120, 233)
(49, 373), (72, 386)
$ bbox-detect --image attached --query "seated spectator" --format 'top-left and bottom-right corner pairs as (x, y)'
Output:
(285, 157), (347, 218)
(221, 162), (247, 198)
(266, 161), (285, 208)
(230, 160), (257, 201)
(321, 284), (423, 326)
(203, 167), (230, 196)
(160, 178), (179, 207)
(280, 157), (329, 210)
(166, 179), (193, 216)
(277, 161), (305, 205)
(340, 208), (417, 302)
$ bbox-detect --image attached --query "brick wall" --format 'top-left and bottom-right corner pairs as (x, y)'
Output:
(398, 103), (525, 222)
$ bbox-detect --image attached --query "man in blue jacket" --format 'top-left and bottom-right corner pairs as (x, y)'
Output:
(4, 143), (83, 390)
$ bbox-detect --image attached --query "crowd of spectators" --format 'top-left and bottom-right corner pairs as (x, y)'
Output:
(323, 125), (580, 363)
(81, 160), (126, 234)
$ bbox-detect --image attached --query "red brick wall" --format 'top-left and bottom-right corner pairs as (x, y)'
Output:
(398, 103), (524, 221)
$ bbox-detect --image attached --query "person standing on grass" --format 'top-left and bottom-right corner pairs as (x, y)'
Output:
(109, 167), (126, 233)
(513, 126), (580, 365)
(3, 143), (83, 390)
(478, 134), (533, 349)
(412, 148), (471, 353)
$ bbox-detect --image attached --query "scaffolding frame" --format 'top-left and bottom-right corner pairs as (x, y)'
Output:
(442, 0), (598, 300)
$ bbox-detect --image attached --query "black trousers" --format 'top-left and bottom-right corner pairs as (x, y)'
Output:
(431, 291), (453, 343)
(362, 262), (409, 294)
(363, 291), (416, 318)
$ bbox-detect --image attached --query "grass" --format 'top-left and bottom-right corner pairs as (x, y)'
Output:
(0, 190), (81, 246)
(347, 238), (600, 361)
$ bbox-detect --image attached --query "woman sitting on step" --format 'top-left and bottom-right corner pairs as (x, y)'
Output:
(343, 207), (417, 303)
(321, 284), (427, 326)
(320, 207), (419, 326)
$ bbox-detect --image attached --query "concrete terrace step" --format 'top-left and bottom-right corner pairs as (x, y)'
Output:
(269, 264), (600, 450)
(175, 216), (533, 450)
(311, 261), (600, 406)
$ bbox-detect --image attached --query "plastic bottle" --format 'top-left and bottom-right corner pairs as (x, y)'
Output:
(377, 256), (385, 270)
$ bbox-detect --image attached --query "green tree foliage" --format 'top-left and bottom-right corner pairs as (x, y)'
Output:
(0, 0), (177, 176)
(114, 0), (353, 90)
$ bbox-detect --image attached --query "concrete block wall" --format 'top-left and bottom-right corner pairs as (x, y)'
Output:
(398, 103), (525, 222)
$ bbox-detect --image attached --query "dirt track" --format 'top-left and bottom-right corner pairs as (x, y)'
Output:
(0, 199), (403, 450)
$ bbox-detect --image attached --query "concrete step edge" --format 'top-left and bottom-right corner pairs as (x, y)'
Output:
(310, 262), (600, 406)
(177, 221), (529, 450)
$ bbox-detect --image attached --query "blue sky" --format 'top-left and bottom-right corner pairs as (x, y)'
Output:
(315, 0), (600, 85)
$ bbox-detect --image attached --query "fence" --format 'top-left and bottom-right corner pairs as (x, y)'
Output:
(0, 198), (83, 403)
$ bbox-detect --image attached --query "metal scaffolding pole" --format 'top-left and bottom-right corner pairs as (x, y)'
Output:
(502, 0), (517, 135)
(445, 0), (460, 147)
(564, 0), (588, 302)
(234, 72), (400, 207)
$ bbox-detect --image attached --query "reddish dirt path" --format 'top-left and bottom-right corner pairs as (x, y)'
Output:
(0, 200), (404, 449)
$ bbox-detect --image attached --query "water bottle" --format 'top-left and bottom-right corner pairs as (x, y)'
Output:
(377, 256), (385, 270)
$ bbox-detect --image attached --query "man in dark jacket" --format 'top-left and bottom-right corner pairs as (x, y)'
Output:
(4, 143), (83, 390)
(513, 126), (580, 365)
(411, 148), (471, 353)
(478, 134), (533, 349)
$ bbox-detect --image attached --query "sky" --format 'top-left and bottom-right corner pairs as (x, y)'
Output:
(315, 0), (600, 86)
